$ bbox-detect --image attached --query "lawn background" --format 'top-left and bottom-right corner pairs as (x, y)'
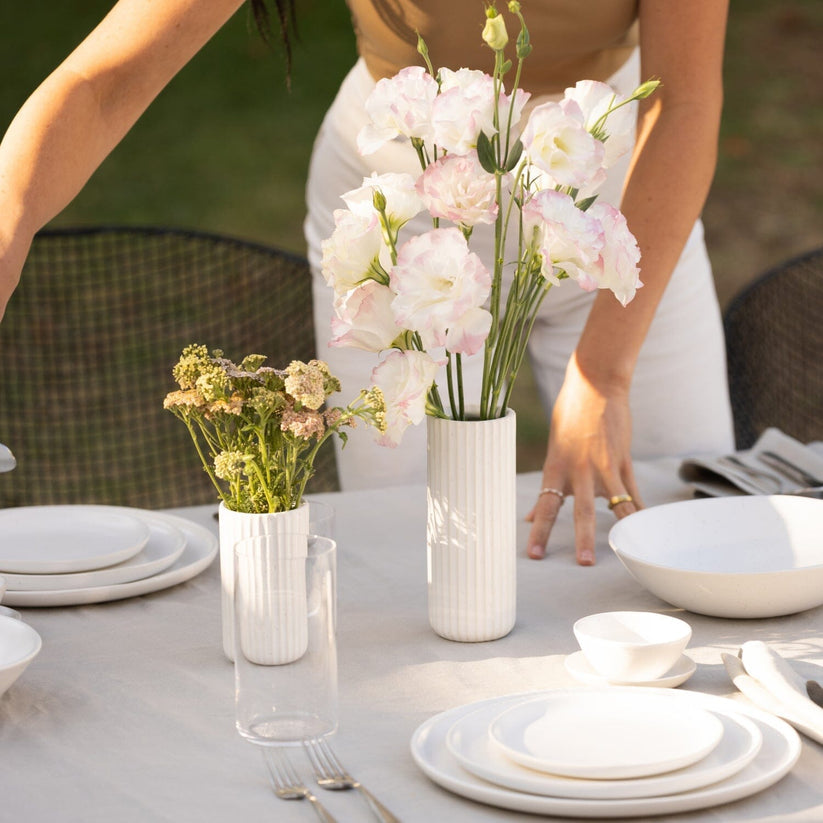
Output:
(1, 0), (820, 470)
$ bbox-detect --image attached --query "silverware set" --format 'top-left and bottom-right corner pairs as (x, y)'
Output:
(717, 451), (823, 495)
(263, 739), (399, 822)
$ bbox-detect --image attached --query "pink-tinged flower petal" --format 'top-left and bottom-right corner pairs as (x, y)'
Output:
(444, 306), (492, 356)
(588, 202), (642, 306)
(521, 99), (605, 190)
(330, 281), (401, 352)
(371, 350), (442, 447)
(357, 66), (439, 155)
(416, 153), (498, 227)
(320, 209), (384, 295)
(342, 172), (424, 229)
(390, 228), (491, 345)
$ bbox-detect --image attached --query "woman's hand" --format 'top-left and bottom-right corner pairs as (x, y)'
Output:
(525, 353), (643, 565)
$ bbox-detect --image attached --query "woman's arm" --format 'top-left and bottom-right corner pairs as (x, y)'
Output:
(526, 0), (729, 564)
(0, 0), (246, 319)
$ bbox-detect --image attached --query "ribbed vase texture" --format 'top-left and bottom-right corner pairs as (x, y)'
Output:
(218, 502), (310, 662)
(426, 410), (517, 641)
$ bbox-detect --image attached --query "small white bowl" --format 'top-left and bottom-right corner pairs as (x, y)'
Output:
(573, 611), (692, 682)
(0, 615), (42, 698)
(609, 495), (823, 618)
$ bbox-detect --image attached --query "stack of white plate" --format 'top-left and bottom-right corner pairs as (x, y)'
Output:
(0, 505), (217, 608)
(410, 686), (802, 817)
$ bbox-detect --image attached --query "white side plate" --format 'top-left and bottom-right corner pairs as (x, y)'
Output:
(0, 505), (150, 573)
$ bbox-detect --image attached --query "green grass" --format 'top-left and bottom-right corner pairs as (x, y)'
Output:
(1, 0), (821, 472)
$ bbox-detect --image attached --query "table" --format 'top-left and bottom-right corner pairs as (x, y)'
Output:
(2, 459), (822, 822)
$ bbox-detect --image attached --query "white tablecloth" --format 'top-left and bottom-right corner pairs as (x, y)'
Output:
(2, 459), (823, 822)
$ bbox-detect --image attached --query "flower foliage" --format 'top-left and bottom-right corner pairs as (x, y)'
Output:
(164, 345), (386, 513)
(321, 2), (659, 446)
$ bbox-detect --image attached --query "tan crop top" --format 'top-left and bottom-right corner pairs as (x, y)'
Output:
(346, 0), (639, 97)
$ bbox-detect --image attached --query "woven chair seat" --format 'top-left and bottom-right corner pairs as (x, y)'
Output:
(723, 246), (823, 450)
(0, 226), (338, 509)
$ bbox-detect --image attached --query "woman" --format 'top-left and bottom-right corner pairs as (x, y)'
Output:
(0, 0), (734, 564)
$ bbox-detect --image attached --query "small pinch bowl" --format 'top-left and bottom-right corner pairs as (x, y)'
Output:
(609, 495), (823, 618)
(0, 615), (42, 697)
(573, 611), (691, 682)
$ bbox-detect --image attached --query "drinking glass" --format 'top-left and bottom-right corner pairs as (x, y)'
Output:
(234, 533), (337, 745)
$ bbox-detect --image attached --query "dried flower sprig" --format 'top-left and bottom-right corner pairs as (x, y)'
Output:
(164, 344), (386, 513)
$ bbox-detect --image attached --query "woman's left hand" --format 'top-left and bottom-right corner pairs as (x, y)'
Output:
(525, 355), (643, 565)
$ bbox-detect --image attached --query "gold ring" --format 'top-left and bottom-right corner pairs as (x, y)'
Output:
(539, 487), (565, 502)
(607, 494), (634, 510)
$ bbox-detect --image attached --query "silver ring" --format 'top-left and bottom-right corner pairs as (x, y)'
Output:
(539, 487), (565, 503)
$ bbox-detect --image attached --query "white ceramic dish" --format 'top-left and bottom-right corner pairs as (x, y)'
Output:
(0, 605), (22, 621)
(0, 574), (6, 601)
(488, 689), (724, 779)
(573, 611), (691, 681)
(2, 511), (217, 607)
(446, 697), (762, 799)
(564, 650), (696, 688)
(609, 495), (823, 618)
(0, 614), (42, 697)
(410, 689), (801, 818)
(2, 514), (186, 592)
(0, 505), (150, 574)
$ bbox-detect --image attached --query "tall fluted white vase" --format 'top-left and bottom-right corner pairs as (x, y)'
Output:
(426, 409), (517, 642)
(218, 501), (310, 662)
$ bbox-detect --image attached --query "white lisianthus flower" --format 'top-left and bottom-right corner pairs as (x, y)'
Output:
(521, 98), (606, 190)
(521, 189), (604, 285)
(357, 66), (439, 155)
(320, 209), (385, 296)
(565, 80), (636, 168)
(330, 281), (402, 353)
(390, 227), (492, 347)
(416, 153), (499, 227)
(587, 202), (642, 306)
(342, 172), (425, 232)
(431, 69), (497, 155)
(444, 306), (492, 356)
(371, 350), (442, 446)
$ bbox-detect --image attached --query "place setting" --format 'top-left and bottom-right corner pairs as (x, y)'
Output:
(410, 610), (804, 818)
(0, 503), (217, 608)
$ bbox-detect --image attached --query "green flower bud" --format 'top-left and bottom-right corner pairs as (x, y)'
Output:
(482, 13), (509, 51)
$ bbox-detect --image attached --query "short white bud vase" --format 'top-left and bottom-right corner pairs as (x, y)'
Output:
(218, 501), (310, 662)
(426, 409), (517, 641)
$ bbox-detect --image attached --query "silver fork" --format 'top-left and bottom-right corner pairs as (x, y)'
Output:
(304, 737), (400, 823)
(263, 747), (338, 823)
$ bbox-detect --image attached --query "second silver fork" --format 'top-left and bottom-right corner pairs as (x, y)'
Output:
(304, 737), (400, 823)
(263, 747), (338, 823)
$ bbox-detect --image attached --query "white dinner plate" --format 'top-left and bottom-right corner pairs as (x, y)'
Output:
(2, 513), (186, 591)
(564, 650), (696, 688)
(2, 511), (217, 607)
(410, 689), (801, 819)
(446, 697), (762, 799)
(489, 689), (724, 779)
(0, 505), (151, 574)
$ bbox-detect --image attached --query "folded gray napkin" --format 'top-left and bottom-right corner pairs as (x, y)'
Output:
(723, 641), (823, 745)
(679, 428), (823, 497)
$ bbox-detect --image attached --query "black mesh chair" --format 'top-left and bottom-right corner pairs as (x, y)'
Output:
(723, 246), (823, 450)
(0, 226), (338, 509)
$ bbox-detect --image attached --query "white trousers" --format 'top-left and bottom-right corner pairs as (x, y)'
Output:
(304, 54), (735, 491)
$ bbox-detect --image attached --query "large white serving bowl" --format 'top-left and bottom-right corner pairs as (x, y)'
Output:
(0, 615), (42, 697)
(608, 495), (823, 618)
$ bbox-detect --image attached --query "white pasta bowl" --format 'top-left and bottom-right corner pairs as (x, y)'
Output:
(609, 495), (823, 618)
(0, 615), (41, 697)
(573, 611), (691, 682)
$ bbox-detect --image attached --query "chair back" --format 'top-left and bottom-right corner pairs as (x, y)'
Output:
(0, 226), (338, 509)
(723, 246), (823, 449)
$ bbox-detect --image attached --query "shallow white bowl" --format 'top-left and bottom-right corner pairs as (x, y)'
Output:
(0, 615), (42, 697)
(609, 495), (823, 618)
(573, 611), (691, 682)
